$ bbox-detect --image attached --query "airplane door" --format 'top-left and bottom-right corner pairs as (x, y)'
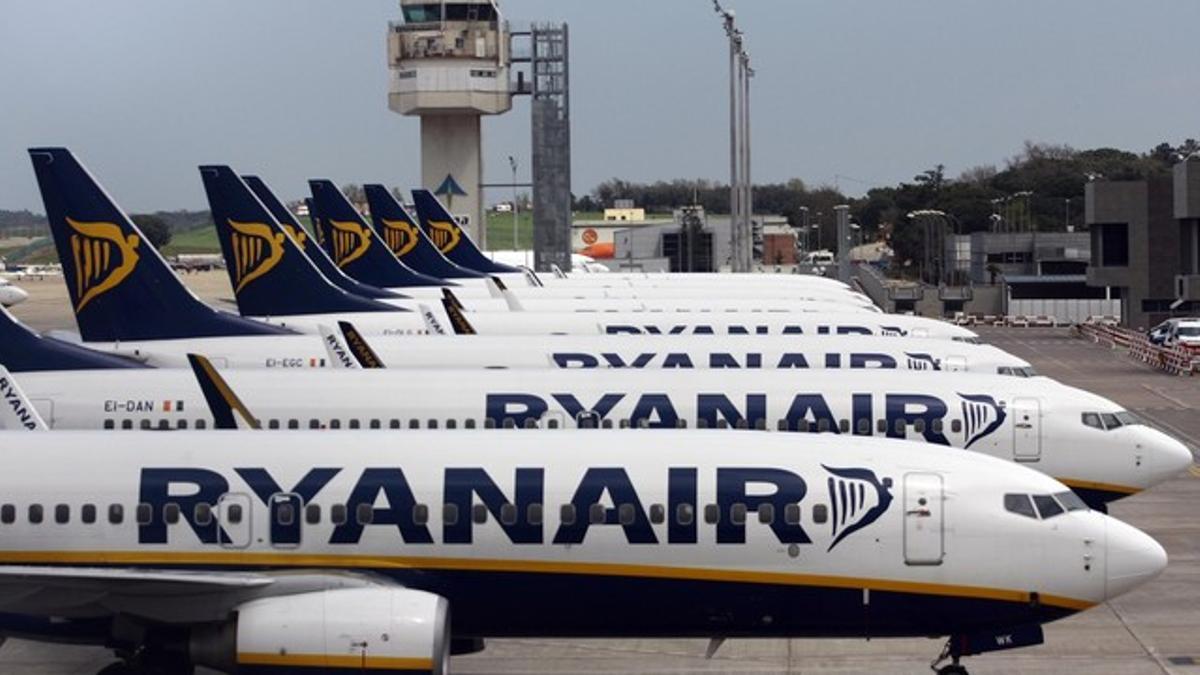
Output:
(944, 355), (967, 372)
(217, 493), (252, 549)
(576, 410), (601, 429)
(903, 472), (944, 566)
(1012, 397), (1041, 461)
(269, 493), (302, 548)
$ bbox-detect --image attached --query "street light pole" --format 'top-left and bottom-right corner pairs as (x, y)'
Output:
(508, 155), (518, 251)
(714, 1), (751, 273)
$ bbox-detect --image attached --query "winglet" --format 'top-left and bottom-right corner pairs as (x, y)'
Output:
(186, 354), (261, 430)
(0, 366), (48, 430)
(521, 266), (544, 288)
(317, 325), (358, 369)
(486, 276), (524, 311)
(336, 321), (385, 368)
(440, 297), (477, 335)
(418, 303), (447, 335)
(551, 264), (567, 279)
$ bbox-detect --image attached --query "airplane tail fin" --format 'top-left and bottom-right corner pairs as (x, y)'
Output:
(28, 148), (291, 341)
(0, 366), (49, 430)
(363, 184), (485, 280)
(242, 176), (404, 301)
(0, 305), (147, 371)
(441, 296), (477, 335)
(200, 166), (397, 317)
(418, 303), (448, 335)
(187, 354), (261, 430)
(410, 189), (521, 274)
(336, 321), (385, 368)
(308, 180), (449, 289)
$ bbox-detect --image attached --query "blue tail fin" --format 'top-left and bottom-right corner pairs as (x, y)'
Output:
(0, 306), (146, 371)
(200, 166), (399, 317)
(243, 176), (405, 301)
(28, 148), (291, 341)
(363, 184), (485, 280)
(308, 180), (450, 288)
(411, 189), (521, 274)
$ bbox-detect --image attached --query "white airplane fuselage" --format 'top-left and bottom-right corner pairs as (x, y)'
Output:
(8, 368), (1190, 507)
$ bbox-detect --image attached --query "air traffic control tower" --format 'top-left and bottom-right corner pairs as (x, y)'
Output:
(387, 0), (512, 246)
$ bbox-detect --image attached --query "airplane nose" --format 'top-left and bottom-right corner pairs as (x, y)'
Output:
(1105, 517), (1167, 600)
(1149, 431), (1193, 485)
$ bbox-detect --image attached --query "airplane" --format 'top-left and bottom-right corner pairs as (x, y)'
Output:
(3, 362), (1190, 510)
(0, 427), (1166, 675)
(0, 301), (1026, 375)
(0, 278), (28, 307)
(410, 187), (523, 275)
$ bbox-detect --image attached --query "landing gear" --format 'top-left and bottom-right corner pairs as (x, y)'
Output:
(930, 638), (969, 675)
(96, 663), (136, 675)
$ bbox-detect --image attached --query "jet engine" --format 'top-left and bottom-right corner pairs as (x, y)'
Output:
(190, 587), (449, 674)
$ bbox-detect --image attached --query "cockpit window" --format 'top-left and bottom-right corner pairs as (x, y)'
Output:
(1054, 491), (1088, 512)
(1100, 413), (1121, 429)
(953, 337), (980, 344)
(1032, 494), (1065, 519)
(1114, 411), (1142, 426)
(1082, 412), (1103, 430)
(1004, 493), (1037, 519)
(998, 366), (1039, 377)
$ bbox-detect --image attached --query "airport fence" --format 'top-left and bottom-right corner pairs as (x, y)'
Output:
(1073, 319), (1200, 376)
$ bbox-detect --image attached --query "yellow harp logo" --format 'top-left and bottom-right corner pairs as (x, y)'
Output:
(427, 220), (462, 254)
(280, 223), (309, 248)
(65, 217), (141, 313)
(381, 218), (420, 257)
(329, 220), (372, 268)
(227, 220), (286, 293)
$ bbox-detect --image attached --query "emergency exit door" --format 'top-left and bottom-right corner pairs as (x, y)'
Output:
(903, 473), (944, 565)
(1011, 397), (1041, 461)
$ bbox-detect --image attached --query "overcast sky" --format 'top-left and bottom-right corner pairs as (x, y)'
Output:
(2, 1), (1197, 213)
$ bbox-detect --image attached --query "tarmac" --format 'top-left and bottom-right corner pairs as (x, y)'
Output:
(0, 274), (1197, 674)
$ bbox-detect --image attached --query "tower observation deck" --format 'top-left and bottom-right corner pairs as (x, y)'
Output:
(388, 0), (512, 246)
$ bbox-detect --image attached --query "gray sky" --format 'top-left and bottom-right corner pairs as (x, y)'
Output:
(2, 1), (1197, 213)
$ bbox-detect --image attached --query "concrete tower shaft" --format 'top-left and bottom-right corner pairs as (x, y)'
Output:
(387, 0), (512, 246)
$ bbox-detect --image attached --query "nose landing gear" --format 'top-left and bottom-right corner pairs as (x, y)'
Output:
(930, 638), (969, 675)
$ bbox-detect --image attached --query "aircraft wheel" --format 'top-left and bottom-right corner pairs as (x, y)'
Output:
(936, 665), (969, 675)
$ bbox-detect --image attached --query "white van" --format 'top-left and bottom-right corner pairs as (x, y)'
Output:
(1165, 318), (1200, 348)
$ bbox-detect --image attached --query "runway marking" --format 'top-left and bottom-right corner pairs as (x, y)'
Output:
(1141, 384), (1190, 409)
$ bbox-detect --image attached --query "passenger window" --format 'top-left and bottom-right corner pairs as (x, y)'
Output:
(226, 504), (243, 524)
(288, 419), (299, 430)
(704, 504), (719, 524)
(1100, 413), (1121, 430)
(817, 419), (830, 433)
(369, 419), (381, 429)
(413, 504), (429, 525)
(136, 504), (152, 525)
(1003, 493), (1037, 518)
(502, 418), (516, 429)
(602, 418), (613, 429)
(1032, 494), (1064, 519)
(838, 419), (849, 433)
(268, 419), (280, 430)
(0, 505), (13, 524)
(446, 419), (457, 430)
(305, 504), (321, 525)
(122, 420), (133, 430)
(560, 504), (576, 526)
(276, 503), (294, 526)
(473, 504), (488, 524)
(329, 419), (341, 430)
(331, 504), (347, 525)
(500, 503), (517, 526)
(55, 504), (69, 524)
(649, 503), (665, 524)
(784, 503), (801, 525)
(465, 419), (477, 429)
(157, 420), (169, 430)
(140, 420), (151, 430)
(443, 504), (459, 526)
(758, 503), (775, 524)
(195, 503), (213, 526)
(618, 503), (635, 526)
(527, 503), (543, 525)
(104, 419), (115, 430)
(1081, 413), (1102, 430)
(485, 418), (496, 429)
(776, 419), (788, 431)
(893, 419), (905, 434)
(588, 503), (606, 524)
(524, 418), (538, 429)
(195, 419), (207, 430)
(348, 419), (361, 430)
(356, 503), (374, 525)
(676, 503), (695, 526)
(176, 420), (188, 430)
(109, 504), (124, 524)
(932, 419), (944, 433)
(388, 419), (400, 429)
(951, 419), (962, 434)
(429, 419), (440, 429)
(812, 504), (828, 524)
(734, 419), (746, 430)
(730, 503), (747, 525)
(856, 418), (870, 434)
(619, 419), (630, 429)
(163, 503), (180, 525)
(309, 419), (320, 429)
(876, 419), (886, 433)
(29, 504), (43, 524)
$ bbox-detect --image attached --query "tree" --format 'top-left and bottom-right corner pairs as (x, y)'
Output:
(130, 214), (172, 250)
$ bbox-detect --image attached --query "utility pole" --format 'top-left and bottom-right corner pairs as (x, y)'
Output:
(508, 155), (519, 250)
(714, 1), (752, 272)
